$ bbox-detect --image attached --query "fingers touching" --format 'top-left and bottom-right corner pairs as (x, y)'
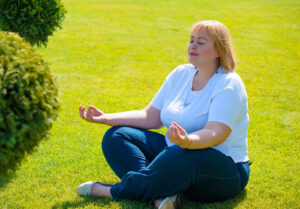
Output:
(79, 105), (104, 123)
(86, 106), (92, 119)
(79, 105), (86, 119)
(79, 105), (93, 121)
(168, 121), (191, 148)
(168, 122), (180, 139)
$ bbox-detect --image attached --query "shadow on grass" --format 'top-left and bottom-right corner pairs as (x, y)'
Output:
(181, 189), (248, 209)
(51, 196), (153, 209)
(51, 189), (248, 209)
(0, 171), (16, 189)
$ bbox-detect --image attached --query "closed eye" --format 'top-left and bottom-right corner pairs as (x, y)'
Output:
(190, 40), (204, 45)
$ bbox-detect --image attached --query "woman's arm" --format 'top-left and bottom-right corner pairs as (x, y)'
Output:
(168, 121), (231, 149)
(187, 121), (232, 149)
(79, 104), (163, 130)
(103, 104), (163, 129)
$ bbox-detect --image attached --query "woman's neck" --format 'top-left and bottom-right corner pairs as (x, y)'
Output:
(194, 64), (216, 82)
(191, 64), (216, 91)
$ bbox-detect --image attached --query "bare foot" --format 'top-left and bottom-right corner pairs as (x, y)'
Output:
(153, 198), (164, 208)
(91, 183), (112, 198)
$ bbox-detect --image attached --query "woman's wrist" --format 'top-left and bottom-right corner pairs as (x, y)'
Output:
(99, 114), (109, 125)
(186, 135), (193, 148)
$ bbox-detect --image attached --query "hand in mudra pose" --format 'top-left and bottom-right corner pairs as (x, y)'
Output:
(79, 105), (106, 124)
(168, 122), (191, 149)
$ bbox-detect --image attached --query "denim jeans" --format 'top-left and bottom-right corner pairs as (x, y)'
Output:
(101, 126), (250, 205)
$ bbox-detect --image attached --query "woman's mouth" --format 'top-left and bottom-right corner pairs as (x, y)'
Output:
(189, 52), (198, 56)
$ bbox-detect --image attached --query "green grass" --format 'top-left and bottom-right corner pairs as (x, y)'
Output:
(1, 0), (299, 208)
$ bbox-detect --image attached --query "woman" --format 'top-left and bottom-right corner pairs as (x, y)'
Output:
(77, 20), (251, 209)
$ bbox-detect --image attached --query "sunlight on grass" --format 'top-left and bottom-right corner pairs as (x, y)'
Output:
(0, 0), (299, 208)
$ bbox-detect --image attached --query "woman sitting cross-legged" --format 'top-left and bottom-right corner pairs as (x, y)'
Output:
(77, 20), (252, 209)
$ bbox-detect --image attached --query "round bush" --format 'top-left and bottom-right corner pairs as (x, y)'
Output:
(0, 32), (60, 175)
(0, 0), (66, 47)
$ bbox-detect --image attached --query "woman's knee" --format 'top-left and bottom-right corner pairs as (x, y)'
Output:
(101, 126), (123, 152)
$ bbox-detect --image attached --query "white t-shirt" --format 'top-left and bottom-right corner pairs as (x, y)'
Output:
(150, 64), (249, 163)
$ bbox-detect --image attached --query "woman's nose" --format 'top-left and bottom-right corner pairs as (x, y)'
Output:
(191, 42), (197, 50)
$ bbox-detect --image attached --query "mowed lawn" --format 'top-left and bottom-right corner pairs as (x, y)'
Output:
(0, 0), (299, 208)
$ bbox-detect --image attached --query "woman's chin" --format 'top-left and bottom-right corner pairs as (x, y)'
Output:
(188, 59), (197, 66)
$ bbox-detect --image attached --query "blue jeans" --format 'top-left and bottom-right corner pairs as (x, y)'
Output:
(101, 126), (250, 205)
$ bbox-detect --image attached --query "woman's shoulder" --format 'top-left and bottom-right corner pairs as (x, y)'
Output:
(175, 63), (195, 70)
(213, 68), (248, 99)
(169, 64), (196, 77)
(216, 68), (246, 89)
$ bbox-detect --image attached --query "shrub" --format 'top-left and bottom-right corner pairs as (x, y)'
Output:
(0, 0), (66, 47)
(0, 31), (60, 175)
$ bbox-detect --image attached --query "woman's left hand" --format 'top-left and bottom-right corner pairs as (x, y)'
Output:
(168, 122), (191, 149)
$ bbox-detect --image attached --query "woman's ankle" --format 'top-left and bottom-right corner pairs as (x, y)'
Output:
(153, 198), (164, 208)
(91, 183), (112, 198)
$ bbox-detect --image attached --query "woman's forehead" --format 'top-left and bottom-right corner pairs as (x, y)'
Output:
(190, 27), (210, 40)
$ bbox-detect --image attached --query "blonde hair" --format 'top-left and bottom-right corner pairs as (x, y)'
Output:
(190, 20), (237, 72)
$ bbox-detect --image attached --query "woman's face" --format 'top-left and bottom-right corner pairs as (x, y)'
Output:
(188, 28), (219, 68)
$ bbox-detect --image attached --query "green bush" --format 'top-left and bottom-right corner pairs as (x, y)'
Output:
(0, 31), (60, 175)
(0, 0), (66, 47)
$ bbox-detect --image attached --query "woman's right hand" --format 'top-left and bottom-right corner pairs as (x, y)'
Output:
(79, 105), (107, 124)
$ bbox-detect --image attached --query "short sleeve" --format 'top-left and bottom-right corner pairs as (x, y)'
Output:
(208, 86), (244, 130)
(149, 74), (171, 110)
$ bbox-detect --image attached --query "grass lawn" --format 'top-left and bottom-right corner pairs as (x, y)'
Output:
(0, 0), (299, 208)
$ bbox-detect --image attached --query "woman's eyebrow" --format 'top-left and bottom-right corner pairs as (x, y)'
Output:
(190, 35), (208, 41)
